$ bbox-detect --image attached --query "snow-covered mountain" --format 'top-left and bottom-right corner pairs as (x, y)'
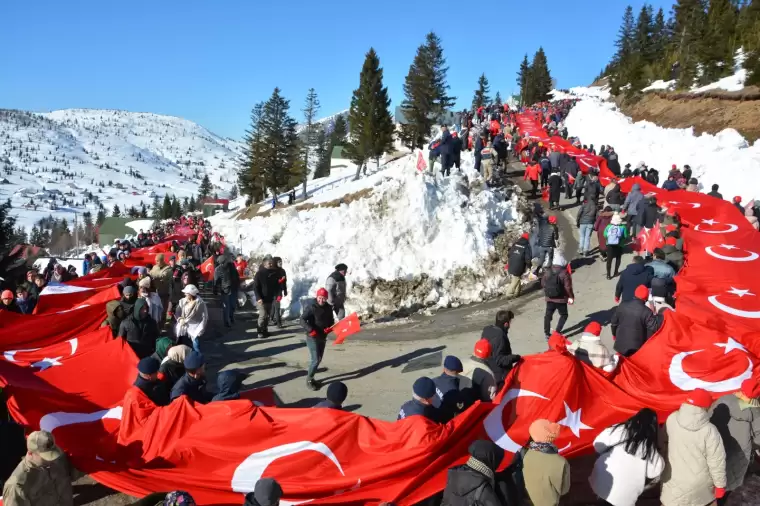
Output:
(0, 108), (243, 231)
(296, 109), (348, 135)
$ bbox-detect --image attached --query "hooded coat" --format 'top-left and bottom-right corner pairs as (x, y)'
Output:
(661, 404), (727, 506)
(212, 370), (245, 401)
(118, 299), (159, 359)
(325, 270), (347, 307)
(594, 210), (614, 252)
(709, 394), (760, 491)
(611, 299), (660, 357)
(605, 185), (625, 207)
(507, 236), (532, 276)
(621, 184), (644, 217)
(441, 441), (508, 506)
(615, 263), (654, 302)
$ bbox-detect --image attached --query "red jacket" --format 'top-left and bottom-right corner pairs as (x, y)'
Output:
(524, 163), (541, 181)
(234, 260), (248, 279)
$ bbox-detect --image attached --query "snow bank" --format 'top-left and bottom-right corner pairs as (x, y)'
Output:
(564, 98), (760, 201)
(642, 80), (675, 92)
(691, 49), (747, 93)
(210, 152), (520, 317)
(551, 86), (611, 102)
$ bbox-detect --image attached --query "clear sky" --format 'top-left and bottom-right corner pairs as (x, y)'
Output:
(0, 0), (673, 139)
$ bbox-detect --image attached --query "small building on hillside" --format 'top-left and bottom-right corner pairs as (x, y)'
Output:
(201, 198), (229, 217)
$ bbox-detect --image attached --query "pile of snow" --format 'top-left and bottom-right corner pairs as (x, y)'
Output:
(563, 97), (760, 201)
(0, 108), (242, 231)
(642, 80), (676, 92)
(210, 151), (520, 317)
(550, 86), (611, 102)
(692, 49), (748, 94)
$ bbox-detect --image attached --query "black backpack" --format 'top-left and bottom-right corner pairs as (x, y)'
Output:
(544, 270), (564, 298)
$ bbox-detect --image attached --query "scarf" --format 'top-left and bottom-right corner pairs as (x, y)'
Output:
(465, 457), (494, 481)
(177, 297), (201, 335)
(167, 344), (190, 364)
(528, 441), (558, 454)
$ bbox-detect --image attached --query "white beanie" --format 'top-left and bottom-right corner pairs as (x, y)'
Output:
(552, 251), (567, 267)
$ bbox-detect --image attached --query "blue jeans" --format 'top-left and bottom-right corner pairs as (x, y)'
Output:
(222, 292), (235, 326)
(579, 223), (594, 253)
(191, 338), (202, 353)
(306, 337), (326, 379)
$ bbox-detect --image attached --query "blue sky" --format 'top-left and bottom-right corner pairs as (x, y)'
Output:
(0, 0), (672, 139)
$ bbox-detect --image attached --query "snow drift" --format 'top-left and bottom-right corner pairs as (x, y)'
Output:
(210, 153), (521, 317)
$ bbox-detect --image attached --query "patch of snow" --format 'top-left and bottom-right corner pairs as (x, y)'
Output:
(691, 48), (747, 93)
(550, 86), (611, 102)
(124, 219), (156, 233)
(642, 80), (676, 92)
(210, 150), (520, 317)
(564, 98), (760, 202)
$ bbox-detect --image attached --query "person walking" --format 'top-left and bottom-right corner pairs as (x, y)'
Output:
(604, 213), (628, 279)
(533, 215), (559, 275)
(213, 253), (240, 328)
(541, 252), (574, 340)
(269, 256), (287, 329)
(439, 124), (453, 177)
(524, 159), (542, 199)
(576, 198), (598, 257)
(483, 311), (521, 387)
(709, 378), (760, 505)
(611, 285), (661, 357)
(474, 132), (487, 175)
(118, 298), (159, 359)
(506, 233), (532, 298)
(615, 256), (654, 303)
(431, 355), (465, 423)
(548, 169), (563, 210)
(252, 255), (280, 338)
(523, 419), (571, 506)
(589, 408), (664, 506)
(594, 206), (614, 261)
(661, 389), (727, 506)
(149, 253), (173, 329)
(300, 288), (335, 391)
(325, 263), (348, 320)
(174, 285), (208, 353)
(621, 183), (644, 238)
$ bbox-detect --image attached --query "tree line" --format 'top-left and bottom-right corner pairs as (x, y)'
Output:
(605, 0), (760, 95)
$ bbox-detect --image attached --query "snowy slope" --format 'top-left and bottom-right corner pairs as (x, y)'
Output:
(210, 151), (521, 317)
(560, 90), (760, 201)
(0, 108), (242, 231)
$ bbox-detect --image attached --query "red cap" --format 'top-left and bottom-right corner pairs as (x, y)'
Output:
(671, 164), (677, 169)
(473, 339), (492, 359)
(316, 288), (328, 298)
(741, 378), (760, 399)
(634, 285), (649, 300)
(665, 237), (677, 246)
(734, 196), (742, 203)
(686, 388), (713, 409)
(584, 321), (602, 336)
(521, 232), (530, 240)
(548, 331), (571, 352)
(548, 216), (557, 224)
(1, 290), (13, 300)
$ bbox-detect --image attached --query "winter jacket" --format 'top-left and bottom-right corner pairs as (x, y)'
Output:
(576, 200), (598, 226)
(212, 370), (244, 401)
(149, 264), (173, 297)
(428, 140), (441, 158)
(214, 255), (240, 296)
(584, 177), (602, 202)
(542, 266), (574, 303)
(647, 259), (675, 281)
(607, 153), (621, 176)
(539, 156), (551, 175)
(707, 190), (723, 199)
(549, 151), (561, 169)
(145, 292), (163, 324)
(709, 394), (760, 491)
(523, 447), (571, 506)
(174, 296), (208, 340)
(565, 158), (579, 179)
(524, 162), (541, 182)
(459, 356), (497, 402)
(661, 404), (727, 506)
(15, 297), (36, 314)
(451, 136), (463, 163)
(158, 359), (185, 391)
(483, 325), (520, 385)
(133, 375), (170, 407)
(439, 130), (453, 157)
(301, 301), (335, 338)
(605, 186), (625, 207)
(568, 333), (616, 371)
(615, 263), (654, 302)
(252, 265), (279, 304)
(537, 218), (558, 248)
(2, 453), (76, 506)
(594, 211), (614, 252)
(325, 270), (347, 307)
(474, 136), (486, 159)
(663, 245), (684, 271)
(589, 425), (665, 506)
(507, 237), (532, 276)
(440, 465), (505, 506)
(662, 179), (679, 191)
(621, 184), (644, 216)
(118, 308), (159, 359)
(611, 299), (660, 357)
(637, 201), (660, 229)
(548, 172), (563, 199)
(170, 373), (212, 404)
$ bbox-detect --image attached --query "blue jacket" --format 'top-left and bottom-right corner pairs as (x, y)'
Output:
(438, 130), (453, 157)
(397, 399), (438, 422)
(170, 373), (211, 404)
(648, 259), (675, 280)
(615, 263), (654, 302)
(428, 140), (441, 157)
(662, 179), (679, 191)
(16, 297), (36, 315)
(474, 137), (486, 159)
(83, 259), (91, 276)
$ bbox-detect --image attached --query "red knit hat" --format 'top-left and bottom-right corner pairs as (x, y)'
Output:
(474, 339), (492, 359)
(734, 196), (742, 203)
(548, 331), (571, 352)
(741, 378), (760, 399)
(584, 321), (602, 336)
(686, 388), (713, 409)
(521, 232), (530, 240)
(634, 285), (650, 300)
(665, 237), (677, 246)
(671, 164), (677, 169)
(316, 288), (328, 298)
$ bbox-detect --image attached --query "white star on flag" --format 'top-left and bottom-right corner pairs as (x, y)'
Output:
(31, 357), (63, 371)
(702, 219), (718, 225)
(714, 337), (747, 355)
(727, 287), (755, 298)
(718, 244), (738, 250)
(557, 402), (593, 438)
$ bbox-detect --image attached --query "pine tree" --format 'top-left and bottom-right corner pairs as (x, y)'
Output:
(151, 194), (162, 219)
(238, 103), (267, 204)
(529, 48), (553, 103)
(346, 48), (395, 178)
(96, 209), (106, 226)
(651, 8), (670, 77)
(611, 6), (636, 94)
(301, 88), (321, 198)
(517, 54), (531, 106)
(472, 73), (491, 110)
(494, 91), (502, 107)
(30, 225), (45, 247)
(331, 115), (348, 145)
(162, 195), (172, 219)
(171, 196), (181, 218)
(82, 211), (95, 244)
(229, 185), (238, 200)
(0, 199), (16, 257)
(313, 127), (332, 179)
(140, 202), (148, 218)
(189, 195), (197, 212)
(701, 0), (738, 84)
(257, 88), (300, 197)
(112, 204), (121, 218)
(198, 174), (213, 201)
(673, 0), (708, 88)
(127, 206), (139, 218)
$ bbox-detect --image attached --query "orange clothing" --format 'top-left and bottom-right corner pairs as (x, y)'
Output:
(524, 163), (542, 181)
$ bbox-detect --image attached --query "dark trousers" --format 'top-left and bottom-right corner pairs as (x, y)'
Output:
(440, 155), (451, 177)
(544, 301), (569, 336)
(474, 157), (482, 174)
(530, 179), (539, 198)
(606, 244), (623, 277)
(269, 299), (282, 326)
(306, 337), (326, 379)
(564, 175), (574, 199)
(540, 169), (549, 188)
(221, 292), (235, 326)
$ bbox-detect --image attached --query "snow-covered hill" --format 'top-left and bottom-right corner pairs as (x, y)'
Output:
(0, 108), (243, 231)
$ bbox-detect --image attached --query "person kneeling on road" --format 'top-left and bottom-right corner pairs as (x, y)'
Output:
(300, 288), (335, 391)
(170, 350), (212, 404)
(398, 377), (439, 422)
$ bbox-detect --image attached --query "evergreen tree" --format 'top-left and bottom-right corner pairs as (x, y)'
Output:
(0, 199), (16, 257)
(189, 195), (197, 212)
(331, 115), (348, 145)
(701, 0), (738, 84)
(313, 127), (332, 179)
(151, 195), (161, 219)
(517, 54), (531, 106)
(229, 185), (238, 200)
(171, 196), (181, 218)
(198, 174), (213, 201)
(673, 0), (708, 88)
(611, 6), (636, 94)
(651, 8), (670, 76)
(30, 225), (45, 247)
(471, 73), (491, 110)
(82, 211), (95, 244)
(238, 103), (267, 204)
(13, 226), (28, 245)
(140, 202), (148, 218)
(494, 91), (502, 107)
(301, 88), (321, 198)
(96, 209), (106, 226)
(528, 48), (553, 103)
(399, 32), (455, 149)
(127, 206), (139, 218)
(346, 48), (395, 178)
(112, 204), (121, 218)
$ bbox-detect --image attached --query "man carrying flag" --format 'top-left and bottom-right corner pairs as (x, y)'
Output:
(300, 287), (335, 391)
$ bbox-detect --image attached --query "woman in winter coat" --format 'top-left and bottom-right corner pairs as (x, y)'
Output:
(523, 419), (570, 506)
(661, 388), (727, 506)
(605, 183), (625, 212)
(174, 284), (208, 353)
(589, 408), (664, 506)
(441, 440), (509, 506)
(594, 206), (615, 260)
(138, 277), (164, 325)
(709, 379), (760, 504)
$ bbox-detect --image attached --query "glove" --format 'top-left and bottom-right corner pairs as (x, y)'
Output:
(715, 487), (726, 499)
(167, 311), (174, 319)
(276, 296), (282, 302)
(324, 327), (333, 335)
(615, 297), (620, 303)
(309, 330), (318, 337)
(278, 277), (286, 283)
(567, 298), (574, 305)
(511, 355), (522, 364)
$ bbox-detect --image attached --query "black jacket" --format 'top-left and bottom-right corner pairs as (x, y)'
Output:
(605, 187), (625, 206)
(548, 172), (563, 197)
(707, 190), (723, 199)
(159, 360), (185, 391)
(170, 373), (212, 404)
(118, 315), (159, 359)
(432, 373), (467, 423)
(611, 299), (660, 356)
(565, 158), (579, 179)
(253, 266), (280, 303)
(576, 200), (598, 226)
(214, 256), (240, 295)
(536, 218), (558, 248)
(507, 237), (532, 276)
(637, 200), (660, 229)
(397, 398), (438, 422)
(615, 263), (654, 302)
(212, 370), (244, 401)
(439, 130), (453, 157)
(441, 465), (506, 506)
(451, 137), (463, 162)
(584, 177), (602, 201)
(483, 325), (520, 385)
(474, 137), (486, 159)
(607, 153), (621, 176)
(134, 376), (169, 407)
(300, 301), (335, 338)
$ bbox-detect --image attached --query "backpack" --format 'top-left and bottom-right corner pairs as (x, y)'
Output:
(544, 269), (564, 298)
(607, 224), (623, 245)
(508, 244), (526, 272)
